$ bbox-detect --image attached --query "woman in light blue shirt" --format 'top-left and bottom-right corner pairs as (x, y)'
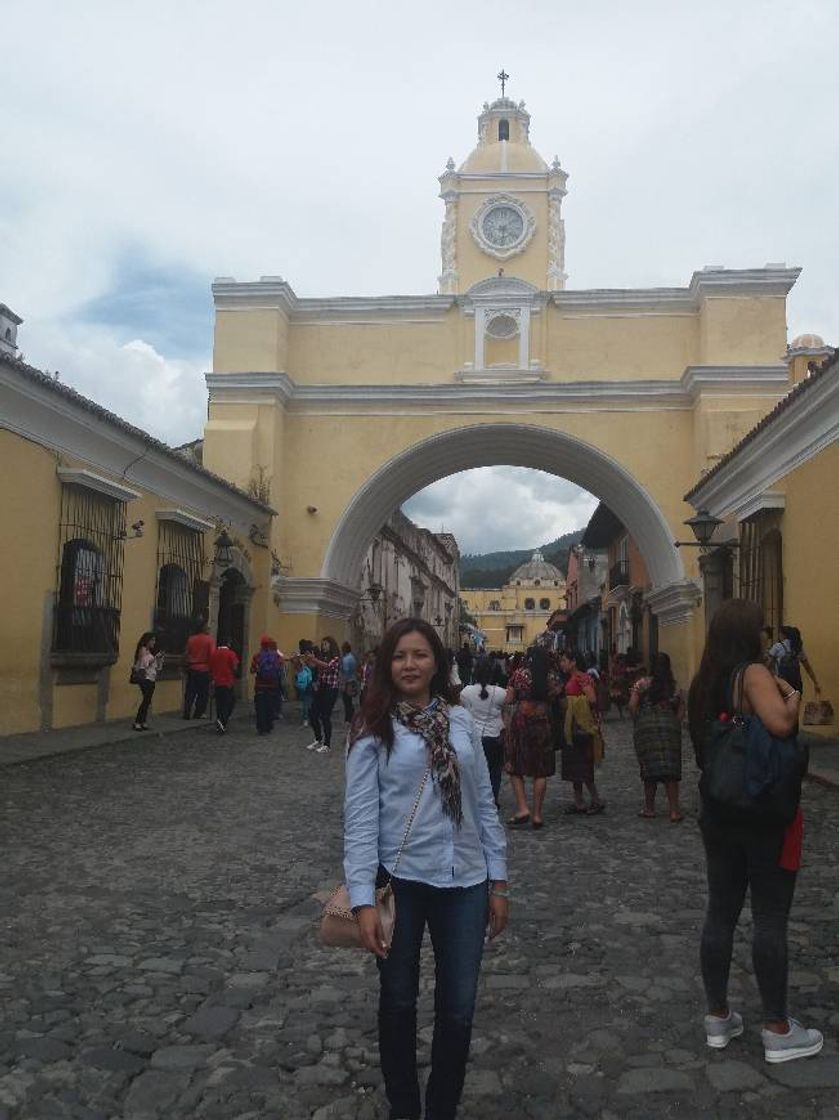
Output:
(345, 617), (508, 1120)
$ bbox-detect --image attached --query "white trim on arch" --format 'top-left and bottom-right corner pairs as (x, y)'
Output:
(319, 423), (699, 625)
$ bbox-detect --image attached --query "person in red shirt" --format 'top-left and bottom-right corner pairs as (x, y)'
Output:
(210, 638), (240, 733)
(184, 623), (216, 719)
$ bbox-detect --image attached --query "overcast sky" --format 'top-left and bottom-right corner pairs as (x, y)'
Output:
(3, 0), (837, 552)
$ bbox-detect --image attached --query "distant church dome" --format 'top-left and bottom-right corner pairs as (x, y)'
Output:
(509, 549), (564, 585)
(789, 333), (826, 350)
(459, 97), (549, 175)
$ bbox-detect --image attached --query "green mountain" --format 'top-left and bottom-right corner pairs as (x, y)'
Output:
(460, 529), (584, 589)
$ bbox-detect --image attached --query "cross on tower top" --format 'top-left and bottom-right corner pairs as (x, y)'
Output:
(497, 69), (509, 97)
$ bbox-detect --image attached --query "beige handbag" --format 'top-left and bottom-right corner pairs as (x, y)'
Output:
(803, 699), (834, 726)
(320, 766), (431, 950)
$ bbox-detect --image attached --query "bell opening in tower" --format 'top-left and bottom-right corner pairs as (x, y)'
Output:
(498, 119), (510, 141)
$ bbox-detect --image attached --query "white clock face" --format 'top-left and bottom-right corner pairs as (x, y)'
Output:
(481, 204), (525, 248)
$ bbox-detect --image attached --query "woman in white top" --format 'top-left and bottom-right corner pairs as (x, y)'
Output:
(459, 661), (513, 808)
(132, 632), (164, 731)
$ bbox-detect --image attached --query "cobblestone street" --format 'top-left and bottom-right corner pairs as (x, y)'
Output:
(2, 709), (839, 1120)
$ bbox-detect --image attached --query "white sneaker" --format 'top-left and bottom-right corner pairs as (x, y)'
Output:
(762, 1018), (824, 1063)
(315, 743), (330, 754)
(305, 739), (322, 751)
(705, 1010), (744, 1049)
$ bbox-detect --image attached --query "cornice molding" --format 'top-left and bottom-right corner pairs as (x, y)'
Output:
(552, 267), (800, 316)
(686, 366), (839, 517)
(156, 509), (216, 533)
(212, 268), (800, 321)
(1, 363), (270, 532)
(56, 468), (141, 503)
(272, 577), (359, 618)
(644, 580), (703, 626)
(735, 491), (785, 522)
(205, 365), (788, 413)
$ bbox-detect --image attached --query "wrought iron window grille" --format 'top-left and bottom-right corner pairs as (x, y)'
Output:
(154, 520), (207, 655)
(53, 484), (126, 661)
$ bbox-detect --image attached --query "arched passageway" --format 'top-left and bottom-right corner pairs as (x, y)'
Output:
(322, 423), (697, 627)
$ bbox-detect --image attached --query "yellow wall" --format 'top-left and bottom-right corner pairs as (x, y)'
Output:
(699, 296), (788, 365)
(545, 312), (699, 379)
(289, 316), (462, 382)
(0, 434), (61, 733)
(462, 581), (564, 653)
(0, 430), (273, 735)
(775, 442), (839, 737)
(212, 291), (790, 386)
(214, 308), (288, 373)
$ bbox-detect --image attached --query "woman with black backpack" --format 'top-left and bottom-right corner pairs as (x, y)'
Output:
(687, 599), (823, 1065)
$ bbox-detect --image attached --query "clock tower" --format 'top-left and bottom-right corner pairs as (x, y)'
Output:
(438, 93), (568, 295)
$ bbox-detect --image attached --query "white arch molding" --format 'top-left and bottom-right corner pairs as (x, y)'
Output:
(313, 424), (699, 627)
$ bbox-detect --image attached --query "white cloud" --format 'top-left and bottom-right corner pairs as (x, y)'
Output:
(21, 319), (208, 447)
(403, 468), (598, 554)
(2, 0), (837, 465)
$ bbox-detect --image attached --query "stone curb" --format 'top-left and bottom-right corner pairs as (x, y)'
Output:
(0, 713), (239, 768)
(806, 769), (839, 791)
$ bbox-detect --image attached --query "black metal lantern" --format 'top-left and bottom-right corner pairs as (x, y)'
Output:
(214, 529), (234, 568)
(684, 509), (724, 546)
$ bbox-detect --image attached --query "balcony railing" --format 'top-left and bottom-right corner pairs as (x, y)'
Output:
(609, 561), (629, 589)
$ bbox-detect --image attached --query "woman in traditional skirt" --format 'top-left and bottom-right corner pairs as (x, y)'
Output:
(559, 649), (606, 815)
(628, 651), (684, 822)
(505, 645), (560, 830)
(608, 651), (630, 718)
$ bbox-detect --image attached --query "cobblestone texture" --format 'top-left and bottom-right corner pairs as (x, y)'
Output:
(1, 709), (838, 1118)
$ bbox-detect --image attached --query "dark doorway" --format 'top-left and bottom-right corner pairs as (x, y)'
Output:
(217, 569), (247, 669)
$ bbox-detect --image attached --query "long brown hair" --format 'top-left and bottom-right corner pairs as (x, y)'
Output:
(647, 651), (676, 705)
(351, 618), (458, 754)
(687, 598), (763, 751)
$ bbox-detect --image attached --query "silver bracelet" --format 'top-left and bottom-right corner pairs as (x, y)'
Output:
(785, 689), (800, 701)
(490, 888), (510, 899)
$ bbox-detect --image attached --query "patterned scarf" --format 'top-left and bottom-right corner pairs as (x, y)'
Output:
(394, 697), (462, 826)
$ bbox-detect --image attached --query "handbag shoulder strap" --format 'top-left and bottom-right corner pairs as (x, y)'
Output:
(388, 765), (432, 880)
(729, 663), (749, 715)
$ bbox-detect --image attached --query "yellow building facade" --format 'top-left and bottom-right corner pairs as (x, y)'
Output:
(462, 550), (566, 652)
(202, 91), (804, 687)
(686, 339), (838, 738)
(0, 354), (273, 736)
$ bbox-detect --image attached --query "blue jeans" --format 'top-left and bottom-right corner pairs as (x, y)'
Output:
(376, 872), (488, 1120)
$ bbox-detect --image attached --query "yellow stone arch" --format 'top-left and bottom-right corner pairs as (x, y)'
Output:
(202, 92), (801, 682)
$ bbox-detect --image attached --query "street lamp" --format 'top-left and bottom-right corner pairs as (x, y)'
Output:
(213, 529), (235, 568)
(674, 509), (737, 551)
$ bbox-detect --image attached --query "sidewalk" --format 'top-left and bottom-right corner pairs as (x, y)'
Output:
(0, 711), (221, 767)
(802, 732), (839, 790)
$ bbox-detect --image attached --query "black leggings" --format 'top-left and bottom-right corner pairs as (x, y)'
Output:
(135, 681), (155, 726)
(700, 815), (797, 1021)
(310, 688), (338, 747)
